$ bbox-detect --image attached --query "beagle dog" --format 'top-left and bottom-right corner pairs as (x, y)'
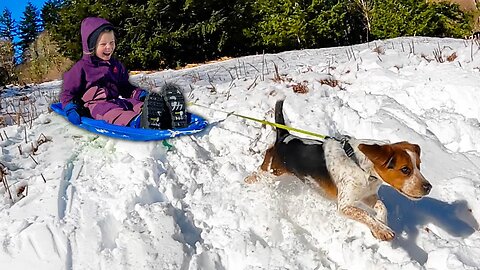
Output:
(246, 100), (432, 241)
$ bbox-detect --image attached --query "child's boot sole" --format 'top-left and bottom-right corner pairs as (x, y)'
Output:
(161, 83), (188, 128)
(140, 92), (170, 129)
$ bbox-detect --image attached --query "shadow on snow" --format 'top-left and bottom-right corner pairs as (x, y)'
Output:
(379, 185), (479, 265)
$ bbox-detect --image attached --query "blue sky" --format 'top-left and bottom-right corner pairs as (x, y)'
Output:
(1, 0), (48, 22)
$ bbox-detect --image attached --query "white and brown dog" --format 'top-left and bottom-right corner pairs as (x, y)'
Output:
(246, 100), (432, 241)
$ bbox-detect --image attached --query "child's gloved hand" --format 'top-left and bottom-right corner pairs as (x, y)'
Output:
(138, 90), (148, 101)
(64, 102), (81, 125)
(132, 89), (148, 101)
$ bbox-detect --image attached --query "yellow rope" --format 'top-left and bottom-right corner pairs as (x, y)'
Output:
(188, 102), (327, 139)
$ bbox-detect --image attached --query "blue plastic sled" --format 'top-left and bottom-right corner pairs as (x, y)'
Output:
(50, 102), (208, 141)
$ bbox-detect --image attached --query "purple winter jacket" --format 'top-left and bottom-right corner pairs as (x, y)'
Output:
(60, 17), (143, 111)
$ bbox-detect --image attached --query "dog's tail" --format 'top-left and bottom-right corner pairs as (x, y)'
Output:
(275, 99), (289, 141)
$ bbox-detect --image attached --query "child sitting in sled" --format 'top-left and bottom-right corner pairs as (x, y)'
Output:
(60, 17), (187, 129)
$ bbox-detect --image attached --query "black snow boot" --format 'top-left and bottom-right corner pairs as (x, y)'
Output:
(140, 83), (188, 129)
(161, 83), (188, 129)
(140, 92), (170, 130)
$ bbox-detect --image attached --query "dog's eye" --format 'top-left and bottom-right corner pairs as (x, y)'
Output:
(401, 167), (411, 175)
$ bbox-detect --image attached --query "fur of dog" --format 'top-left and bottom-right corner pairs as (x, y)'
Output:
(245, 100), (432, 241)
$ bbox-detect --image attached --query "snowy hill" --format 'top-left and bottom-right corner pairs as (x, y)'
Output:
(1, 37), (480, 270)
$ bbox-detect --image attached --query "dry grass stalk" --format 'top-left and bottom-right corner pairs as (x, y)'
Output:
(319, 78), (340, 88)
(421, 53), (432, 62)
(16, 184), (28, 199)
(272, 63), (282, 82)
(205, 74), (217, 94)
(0, 115), (5, 127)
(247, 75), (259, 91)
(29, 154), (39, 165)
(447, 52), (458, 62)
(30, 133), (52, 154)
(0, 163), (13, 201)
(291, 82), (309, 94)
(372, 45), (385, 54)
(16, 112), (21, 126)
(262, 50), (266, 81)
(433, 48), (444, 63)
(37, 133), (51, 145)
(346, 47), (357, 61)
(1, 93), (44, 128)
(19, 95), (29, 102)
(271, 64), (291, 83)
(137, 75), (157, 91)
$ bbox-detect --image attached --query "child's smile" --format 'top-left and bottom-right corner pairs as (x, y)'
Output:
(95, 31), (116, 61)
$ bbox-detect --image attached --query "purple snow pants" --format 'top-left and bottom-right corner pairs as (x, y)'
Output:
(81, 86), (143, 126)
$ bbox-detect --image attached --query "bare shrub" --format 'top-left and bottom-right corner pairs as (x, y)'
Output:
(447, 52), (458, 62)
(421, 53), (433, 62)
(433, 48), (444, 63)
(17, 31), (73, 84)
(31, 133), (52, 154)
(271, 63), (291, 83)
(0, 92), (47, 128)
(319, 78), (340, 88)
(372, 45), (385, 54)
(0, 162), (12, 201)
(291, 82), (309, 94)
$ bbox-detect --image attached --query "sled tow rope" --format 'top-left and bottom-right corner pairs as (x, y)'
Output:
(187, 102), (327, 139)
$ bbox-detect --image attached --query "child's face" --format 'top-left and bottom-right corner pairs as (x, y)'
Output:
(95, 31), (115, 61)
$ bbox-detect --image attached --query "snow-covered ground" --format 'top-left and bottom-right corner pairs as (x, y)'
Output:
(1, 37), (480, 270)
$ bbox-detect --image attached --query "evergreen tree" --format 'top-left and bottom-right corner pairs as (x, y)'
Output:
(120, 0), (183, 69)
(18, 2), (42, 62)
(48, 0), (473, 70)
(180, 0), (256, 60)
(50, 0), (92, 61)
(41, 0), (64, 31)
(306, 0), (365, 47)
(51, 0), (255, 69)
(0, 8), (16, 42)
(0, 39), (16, 85)
(250, 0), (309, 50)
(370, 0), (471, 39)
(249, 0), (364, 52)
(0, 8), (17, 83)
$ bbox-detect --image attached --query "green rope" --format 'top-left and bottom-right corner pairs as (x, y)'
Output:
(188, 102), (327, 139)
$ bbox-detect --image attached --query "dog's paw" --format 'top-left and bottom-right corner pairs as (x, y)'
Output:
(373, 200), (388, 223)
(371, 225), (395, 241)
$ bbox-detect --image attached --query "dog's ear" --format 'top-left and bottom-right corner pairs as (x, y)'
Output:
(359, 144), (395, 167)
(393, 141), (421, 156)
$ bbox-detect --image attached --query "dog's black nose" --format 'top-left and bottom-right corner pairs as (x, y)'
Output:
(423, 182), (432, 194)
